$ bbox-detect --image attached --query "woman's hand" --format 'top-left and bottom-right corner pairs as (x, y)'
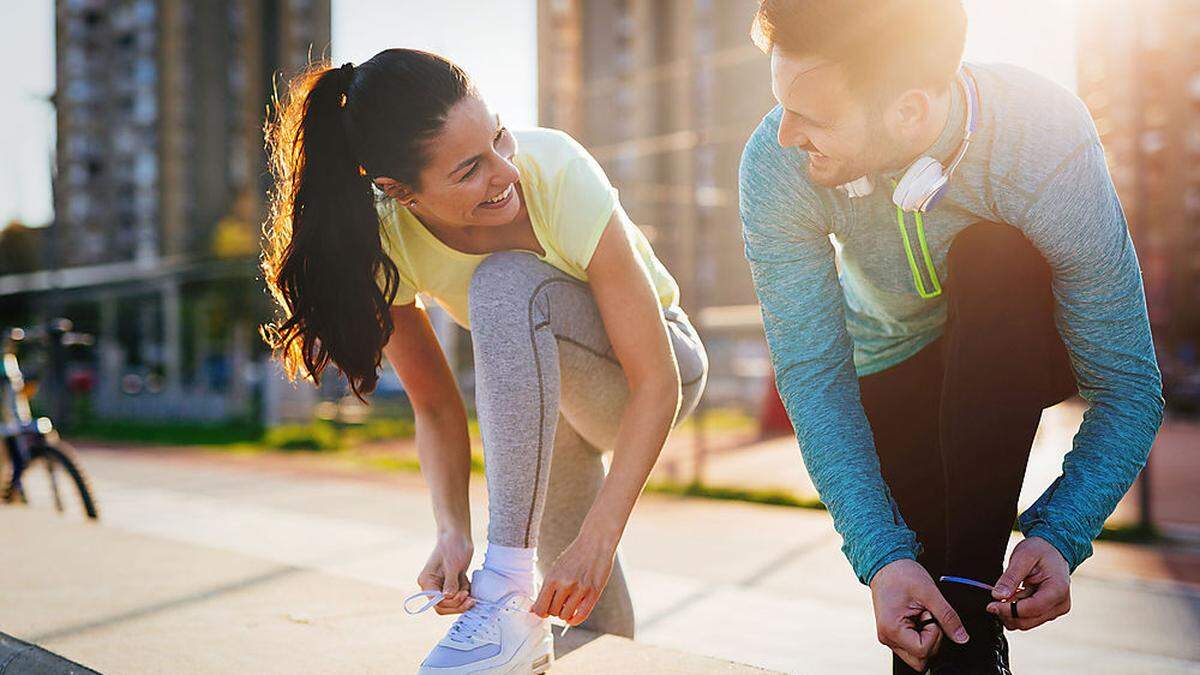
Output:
(417, 530), (476, 615)
(531, 529), (618, 626)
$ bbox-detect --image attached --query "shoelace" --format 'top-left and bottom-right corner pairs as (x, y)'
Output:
(403, 590), (572, 637)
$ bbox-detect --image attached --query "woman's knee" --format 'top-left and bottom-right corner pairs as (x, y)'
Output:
(467, 251), (555, 329)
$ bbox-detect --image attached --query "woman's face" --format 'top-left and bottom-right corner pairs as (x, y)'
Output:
(380, 95), (522, 229)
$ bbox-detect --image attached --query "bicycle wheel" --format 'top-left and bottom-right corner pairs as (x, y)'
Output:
(18, 437), (100, 521)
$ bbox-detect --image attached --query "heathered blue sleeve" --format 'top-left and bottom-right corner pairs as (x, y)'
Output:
(1002, 139), (1165, 571)
(739, 111), (920, 585)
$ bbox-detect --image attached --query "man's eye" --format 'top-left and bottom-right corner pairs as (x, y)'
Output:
(461, 164), (478, 180)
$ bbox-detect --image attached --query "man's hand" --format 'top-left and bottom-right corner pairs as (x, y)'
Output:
(987, 536), (1070, 630)
(870, 559), (970, 671)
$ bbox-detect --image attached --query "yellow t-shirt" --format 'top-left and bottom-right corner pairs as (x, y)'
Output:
(374, 128), (680, 329)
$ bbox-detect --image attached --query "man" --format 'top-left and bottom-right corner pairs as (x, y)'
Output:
(737, 1), (1164, 673)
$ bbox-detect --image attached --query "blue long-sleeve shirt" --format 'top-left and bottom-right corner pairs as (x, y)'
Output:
(738, 63), (1164, 585)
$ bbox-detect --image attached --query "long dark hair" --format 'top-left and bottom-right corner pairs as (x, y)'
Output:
(261, 49), (475, 400)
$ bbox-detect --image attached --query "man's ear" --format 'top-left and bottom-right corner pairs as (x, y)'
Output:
(374, 176), (417, 205)
(892, 88), (933, 139)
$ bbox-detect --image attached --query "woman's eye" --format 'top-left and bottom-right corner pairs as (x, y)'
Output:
(460, 129), (508, 182)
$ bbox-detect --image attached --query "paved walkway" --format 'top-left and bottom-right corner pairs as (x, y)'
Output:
(3, 444), (1198, 673)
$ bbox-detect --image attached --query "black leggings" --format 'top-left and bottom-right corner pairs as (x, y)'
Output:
(858, 222), (1077, 673)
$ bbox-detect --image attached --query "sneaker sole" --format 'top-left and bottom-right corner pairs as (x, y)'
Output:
(507, 630), (553, 674)
(418, 627), (552, 675)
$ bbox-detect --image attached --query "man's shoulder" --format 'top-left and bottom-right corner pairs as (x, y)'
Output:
(972, 63), (1098, 155)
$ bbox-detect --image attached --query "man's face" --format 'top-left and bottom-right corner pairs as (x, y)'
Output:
(770, 49), (899, 187)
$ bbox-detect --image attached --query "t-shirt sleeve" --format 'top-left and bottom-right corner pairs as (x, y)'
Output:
(545, 133), (619, 271)
(385, 270), (418, 306)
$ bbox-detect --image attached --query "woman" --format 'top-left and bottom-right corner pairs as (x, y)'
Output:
(261, 49), (707, 674)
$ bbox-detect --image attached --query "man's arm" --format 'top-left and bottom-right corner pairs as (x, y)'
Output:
(739, 116), (919, 585)
(1003, 137), (1165, 571)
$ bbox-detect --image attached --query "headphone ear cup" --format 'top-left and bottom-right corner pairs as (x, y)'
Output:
(893, 157), (946, 211)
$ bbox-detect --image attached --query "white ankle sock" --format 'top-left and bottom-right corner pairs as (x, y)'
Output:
(479, 543), (536, 598)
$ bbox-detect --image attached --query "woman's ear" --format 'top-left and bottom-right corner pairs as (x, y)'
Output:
(374, 176), (417, 206)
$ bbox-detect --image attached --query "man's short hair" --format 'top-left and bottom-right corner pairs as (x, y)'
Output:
(752, 0), (967, 99)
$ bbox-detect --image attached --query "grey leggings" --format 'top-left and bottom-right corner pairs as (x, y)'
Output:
(467, 251), (708, 637)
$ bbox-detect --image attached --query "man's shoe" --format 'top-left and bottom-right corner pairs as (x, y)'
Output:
(929, 615), (1011, 675)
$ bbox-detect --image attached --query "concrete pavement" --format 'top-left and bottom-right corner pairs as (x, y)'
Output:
(3, 444), (1199, 673)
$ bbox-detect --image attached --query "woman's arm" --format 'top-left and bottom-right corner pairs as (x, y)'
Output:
(383, 302), (476, 612)
(532, 207), (683, 623)
(577, 208), (683, 542)
(383, 302), (473, 534)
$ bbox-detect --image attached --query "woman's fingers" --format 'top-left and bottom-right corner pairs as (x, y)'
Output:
(417, 568), (443, 592)
(558, 587), (590, 622)
(532, 582), (557, 617)
(565, 591), (598, 626)
(547, 583), (576, 618)
(434, 590), (474, 615)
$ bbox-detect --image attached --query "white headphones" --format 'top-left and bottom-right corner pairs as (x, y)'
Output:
(838, 68), (980, 212)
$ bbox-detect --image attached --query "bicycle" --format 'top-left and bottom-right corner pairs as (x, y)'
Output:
(2, 319), (99, 521)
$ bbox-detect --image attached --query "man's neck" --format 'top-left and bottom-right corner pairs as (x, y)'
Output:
(911, 88), (955, 165)
(883, 87), (955, 175)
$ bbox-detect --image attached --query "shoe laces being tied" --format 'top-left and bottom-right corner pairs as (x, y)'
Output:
(403, 589), (573, 640)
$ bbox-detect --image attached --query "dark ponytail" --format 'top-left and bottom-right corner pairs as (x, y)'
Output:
(261, 49), (475, 401)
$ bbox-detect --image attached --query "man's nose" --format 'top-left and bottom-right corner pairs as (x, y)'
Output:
(777, 112), (810, 149)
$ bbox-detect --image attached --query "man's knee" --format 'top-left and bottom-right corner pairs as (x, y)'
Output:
(947, 222), (1047, 288)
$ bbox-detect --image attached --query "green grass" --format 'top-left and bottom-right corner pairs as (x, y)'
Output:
(68, 418), (265, 447)
(67, 416), (419, 453)
(645, 480), (826, 510)
(674, 407), (758, 434)
(353, 452), (486, 474)
(1096, 521), (1162, 544)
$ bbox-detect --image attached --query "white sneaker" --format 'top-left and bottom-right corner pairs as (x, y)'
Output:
(405, 574), (553, 674)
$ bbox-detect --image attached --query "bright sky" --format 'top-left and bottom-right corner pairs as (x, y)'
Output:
(0, 0), (1081, 230)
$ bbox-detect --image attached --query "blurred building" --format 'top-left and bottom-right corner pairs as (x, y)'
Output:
(537, 0), (776, 406)
(0, 0), (330, 421)
(1077, 0), (1200, 407)
(55, 0), (329, 265)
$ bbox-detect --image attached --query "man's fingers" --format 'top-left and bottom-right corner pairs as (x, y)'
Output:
(994, 547), (1038, 599)
(989, 580), (1067, 620)
(895, 649), (929, 673)
(988, 590), (1065, 629)
(918, 587), (969, 644)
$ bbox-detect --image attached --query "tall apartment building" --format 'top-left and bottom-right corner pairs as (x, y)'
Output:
(55, 0), (330, 266)
(1076, 0), (1200, 400)
(42, 0), (330, 420)
(537, 0), (774, 313)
